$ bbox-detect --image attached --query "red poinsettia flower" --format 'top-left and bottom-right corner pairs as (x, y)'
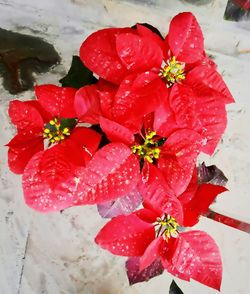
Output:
(79, 12), (234, 154)
(75, 81), (204, 196)
(96, 163), (225, 290)
(7, 84), (102, 212)
(80, 12), (234, 102)
(50, 93), (202, 212)
(7, 84), (101, 174)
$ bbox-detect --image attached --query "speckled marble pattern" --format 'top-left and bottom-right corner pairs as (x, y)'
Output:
(0, 0), (250, 293)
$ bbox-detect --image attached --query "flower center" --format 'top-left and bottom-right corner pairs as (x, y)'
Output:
(43, 118), (76, 144)
(131, 131), (165, 163)
(154, 213), (179, 241)
(159, 56), (185, 86)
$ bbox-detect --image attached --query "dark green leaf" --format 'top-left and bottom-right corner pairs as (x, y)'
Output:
(59, 55), (97, 89)
(224, 0), (250, 21)
(155, 137), (167, 147)
(60, 118), (77, 130)
(131, 23), (164, 39)
(169, 280), (184, 294)
(90, 124), (110, 148)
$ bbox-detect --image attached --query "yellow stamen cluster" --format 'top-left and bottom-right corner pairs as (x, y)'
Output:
(155, 213), (179, 241)
(131, 131), (160, 163)
(43, 118), (70, 144)
(159, 56), (185, 86)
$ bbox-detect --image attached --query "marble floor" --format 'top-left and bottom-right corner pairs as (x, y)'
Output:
(0, 0), (250, 293)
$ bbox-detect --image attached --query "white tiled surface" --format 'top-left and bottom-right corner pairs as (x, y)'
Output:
(0, 0), (250, 293)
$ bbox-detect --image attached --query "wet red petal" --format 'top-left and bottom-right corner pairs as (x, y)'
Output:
(139, 163), (183, 224)
(116, 32), (163, 72)
(63, 127), (102, 165)
(167, 84), (227, 155)
(136, 24), (165, 51)
(168, 12), (204, 63)
(113, 73), (167, 122)
(162, 260), (191, 281)
(159, 130), (202, 196)
(65, 143), (140, 205)
(182, 184), (228, 227)
(95, 214), (155, 256)
(35, 84), (77, 118)
(169, 84), (199, 129)
(185, 64), (234, 104)
(195, 95), (227, 155)
(8, 100), (44, 131)
(153, 100), (178, 138)
(167, 231), (222, 291)
(134, 208), (159, 224)
(98, 80), (143, 132)
(177, 168), (198, 204)
(140, 237), (162, 271)
(70, 127), (101, 154)
(25, 100), (52, 122)
(75, 85), (101, 124)
(98, 80), (118, 119)
(100, 116), (135, 145)
(23, 150), (77, 212)
(80, 28), (132, 84)
(8, 134), (43, 174)
(39, 144), (76, 189)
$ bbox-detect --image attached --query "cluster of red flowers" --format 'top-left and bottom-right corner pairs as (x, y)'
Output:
(7, 12), (234, 291)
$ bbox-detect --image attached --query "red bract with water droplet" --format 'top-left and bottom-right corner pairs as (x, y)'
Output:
(96, 207), (222, 290)
(62, 142), (140, 206)
(142, 163), (227, 227)
(95, 209), (222, 290)
(80, 13), (233, 94)
(75, 73), (166, 134)
(75, 81), (203, 198)
(7, 84), (102, 174)
(155, 83), (228, 155)
(95, 163), (226, 289)
(178, 168), (228, 226)
(23, 142), (139, 212)
(79, 12), (234, 155)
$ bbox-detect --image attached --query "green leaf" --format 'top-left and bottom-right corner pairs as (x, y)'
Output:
(60, 118), (77, 130)
(169, 280), (184, 294)
(131, 23), (164, 39)
(224, 0), (250, 22)
(59, 55), (97, 89)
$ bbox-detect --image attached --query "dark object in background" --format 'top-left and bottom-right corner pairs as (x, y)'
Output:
(224, 0), (250, 21)
(169, 280), (184, 294)
(182, 0), (213, 5)
(59, 55), (97, 89)
(0, 28), (60, 94)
